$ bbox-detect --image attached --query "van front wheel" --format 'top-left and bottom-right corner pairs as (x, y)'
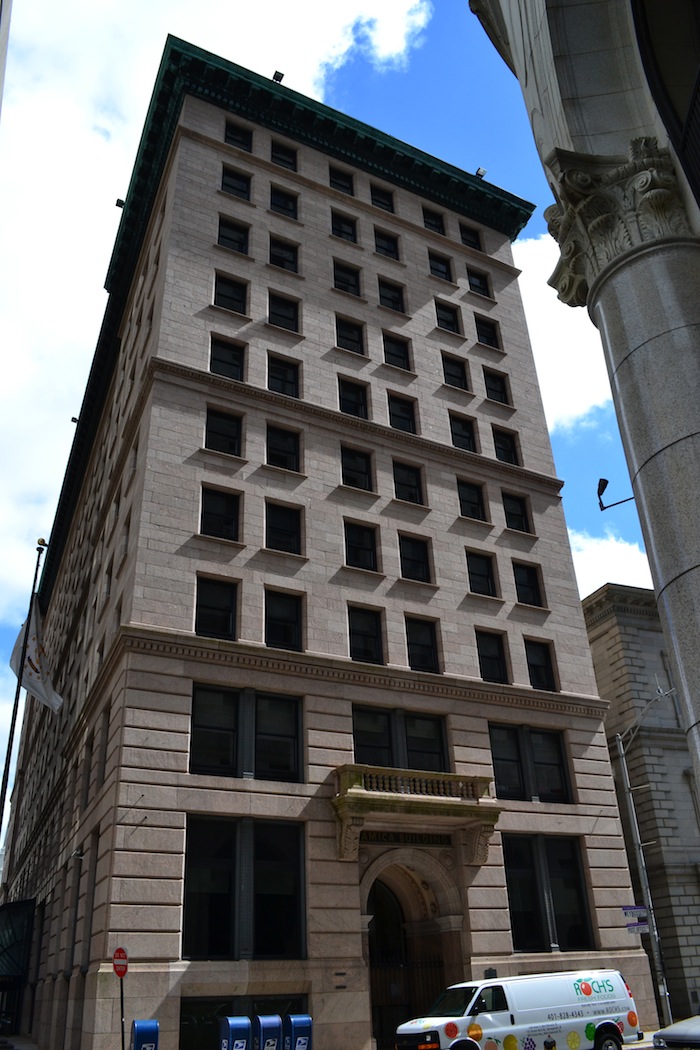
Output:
(595, 1031), (622, 1050)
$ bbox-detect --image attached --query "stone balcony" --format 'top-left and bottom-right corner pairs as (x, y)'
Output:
(331, 763), (500, 860)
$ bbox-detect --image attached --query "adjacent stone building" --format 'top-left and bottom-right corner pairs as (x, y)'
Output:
(1, 37), (654, 1050)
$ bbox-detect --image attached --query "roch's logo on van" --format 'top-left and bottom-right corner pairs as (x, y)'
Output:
(574, 978), (615, 997)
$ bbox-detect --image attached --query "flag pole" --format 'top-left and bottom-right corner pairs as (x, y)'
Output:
(0, 539), (48, 845)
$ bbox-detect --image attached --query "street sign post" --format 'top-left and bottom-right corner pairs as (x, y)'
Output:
(113, 948), (128, 1050)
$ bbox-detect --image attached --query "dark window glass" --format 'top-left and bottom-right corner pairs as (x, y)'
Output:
(345, 522), (377, 571)
(450, 414), (476, 452)
(503, 494), (531, 533)
(484, 370), (510, 404)
(503, 835), (592, 952)
(225, 121), (252, 150)
(393, 462), (423, 504)
(525, 640), (557, 691)
(399, 535), (431, 582)
(268, 356), (299, 397)
(341, 447), (373, 490)
(460, 223), (482, 250)
(375, 230), (399, 259)
(255, 695), (300, 782)
(201, 488), (240, 542)
(468, 269), (490, 296)
(458, 480), (486, 521)
(266, 426), (300, 471)
(218, 218), (249, 254)
(266, 503), (302, 554)
(405, 714), (446, 771)
(423, 207), (445, 234)
(222, 168), (251, 200)
(442, 354), (469, 389)
(429, 252), (452, 281)
(371, 185), (394, 212)
(269, 238), (298, 272)
(183, 817), (237, 957)
(475, 630), (508, 683)
(353, 707), (446, 771)
(475, 316), (500, 348)
(270, 188), (298, 219)
(339, 378), (368, 418)
(348, 607), (383, 664)
(378, 278), (405, 312)
(252, 820), (303, 958)
(206, 409), (242, 457)
(332, 212), (357, 242)
(269, 293), (299, 332)
(211, 338), (244, 380)
(334, 261), (361, 296)
(406, 618), (440, 673)
(436, 301), (460, 333)
(353, 707), (391, 765)
(467, 551), (496, 596)
(383, 334), (410, 370)
(271, 141), (297, 170)
(514, 563), (543, 606)
(214, 275), (247, 314)
(191, 686), (238, 775)
(490, 724), (570, 804)
(388, 394), (416, 433)
(330, 166), (354, 194)
(336, 317), (364, 354)
(494, 429), (519, 465)
(195, 578), (237, 639)
(265, 591), (303, 650)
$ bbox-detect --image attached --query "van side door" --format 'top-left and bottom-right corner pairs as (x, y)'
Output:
(470, 986), (515, 1040)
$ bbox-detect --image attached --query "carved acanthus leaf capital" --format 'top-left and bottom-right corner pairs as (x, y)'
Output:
(545, 138), (692, 307)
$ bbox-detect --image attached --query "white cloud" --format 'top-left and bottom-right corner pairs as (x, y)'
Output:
(569, 528), (653, 600)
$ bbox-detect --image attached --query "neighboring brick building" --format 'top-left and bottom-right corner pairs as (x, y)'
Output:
(1, 37), (654, 1050)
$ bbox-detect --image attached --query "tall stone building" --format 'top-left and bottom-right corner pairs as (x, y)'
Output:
(1, 37), (654, 1050)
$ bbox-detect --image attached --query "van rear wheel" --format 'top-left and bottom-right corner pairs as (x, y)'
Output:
(595, 1032), (622, 1050)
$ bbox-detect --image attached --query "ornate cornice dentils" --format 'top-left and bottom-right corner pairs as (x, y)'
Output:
(545, 138), (693, 307)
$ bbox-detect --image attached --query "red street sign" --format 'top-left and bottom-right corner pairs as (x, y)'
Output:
(113, 947), (128, 979)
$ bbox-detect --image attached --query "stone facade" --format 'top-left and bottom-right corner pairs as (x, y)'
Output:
(1, 38), (654, 1050)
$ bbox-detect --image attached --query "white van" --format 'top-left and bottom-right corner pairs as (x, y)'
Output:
(395, 969), (643, 1050)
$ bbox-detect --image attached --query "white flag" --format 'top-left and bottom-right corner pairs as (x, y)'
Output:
(10, 602), (63, 714)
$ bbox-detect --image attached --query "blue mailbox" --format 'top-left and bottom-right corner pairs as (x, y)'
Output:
(219, 1014), (252, 1050)
(253, 1013), (282, 1050)
(131, 1019), (159, 1050)
(283, 1013), (312, 1050)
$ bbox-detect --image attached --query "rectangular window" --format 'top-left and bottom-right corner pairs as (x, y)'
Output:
(348, 606), (384, 664)
(429, 252), (452, 281)
(266, 503), (302, 554)
(503, 493), (531, 533)
(222, 168), (251, 200)
(489, 724), (570, 803)
(466, 551), (497, 596)
(195, 578), (237, 639)
(225, 121), (252, 150)
(336, 317), (364, 354)
(378, 278), (405, 312)
(353, 707), (446, 771)
(423, 206), (445, 234)
(270, 187), (298, 219)
(268, 355), (299, 397)
(375, 230), (399, 259)
(525, 639), (557, 691)
(388, 394), (416, 433)
(214, 275), (247, 315)
(271, 141), (297, 170)
(484, 369), (510, 404)
(503, 834), (592, 952)
(332, 212), (357, 242)
(201, 488), (240, 542)
(393, 462), (423, 504)
(339, 378), (368, 418)
(255, 693), (301, 782)
(269, 237), (298, 272)
(475, 629), (508, 683)
(265, 591), (303, 650)
(345, 522), (378, 571)
(334, 261), (361, 296)
(194, 689), (301, 782)
(458, 480), (486, 520)
(341, 447), (373, 490)
(460, 223), (482, 250)
(383, 333), (411, 370)
(210, 338), (244, 380)
(493, 428), (519, 465)
(467, 269), (490, 296)
(267, 425), (300, 471)
(475, 316), (500, 348)
(371, 185), (394, 212)
(450, 414), (476, 452)
(268, 293), (299, 332)
(514, 563), (543, 607)
(436, 301), (461, 333)
(442, 354), (469, 390)
(205, 409), (242, 457)
(399, 535), (431, 582)
(406, 618), (440, 673)
(190, 685), (238, 775)
(218, 218), (249, 254)
(330, 166), (354, 194)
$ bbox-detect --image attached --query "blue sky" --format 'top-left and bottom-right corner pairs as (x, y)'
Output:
(0, 0), (651, 820)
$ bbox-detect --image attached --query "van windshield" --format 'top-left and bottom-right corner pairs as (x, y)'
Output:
(424, 986), (477, 1017)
